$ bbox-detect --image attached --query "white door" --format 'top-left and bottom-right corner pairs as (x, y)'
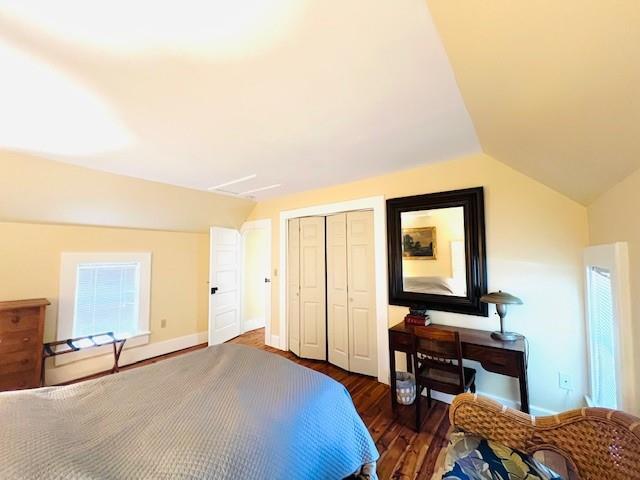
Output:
(299, 216), (327, 360)
(347, 211), (377, 376)
(327, 213), (350, 370)
(209, 227), (241, 345)
(288, 219), (301, 356)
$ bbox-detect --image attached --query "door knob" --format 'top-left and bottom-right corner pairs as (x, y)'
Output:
(211, 287), (218, 295)
(264, 278), (271, 283)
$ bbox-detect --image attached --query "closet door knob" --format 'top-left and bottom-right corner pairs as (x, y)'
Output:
(349, 297), (354, 302)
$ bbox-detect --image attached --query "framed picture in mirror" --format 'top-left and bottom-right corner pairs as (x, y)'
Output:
(387, 187), (488, 316)
(402, 226), (437, 260)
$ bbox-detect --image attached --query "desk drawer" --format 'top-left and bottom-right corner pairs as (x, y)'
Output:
(463, 344), (521, 377)
(389, 331), (413, 352)
(0, 308), (40, 334)
(0, 329), (40, 355)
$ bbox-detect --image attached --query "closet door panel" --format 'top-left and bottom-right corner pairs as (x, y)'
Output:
(287, 219), (301, 356)
(347, 211), (377, 376)
(327, 213), (349, 370)
(299, 217), (326, 360)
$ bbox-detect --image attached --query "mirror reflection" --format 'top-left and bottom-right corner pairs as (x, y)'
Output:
(400, 206), (467, 297)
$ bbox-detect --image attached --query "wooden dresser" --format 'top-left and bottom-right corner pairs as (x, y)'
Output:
(0, 299), (50, 392)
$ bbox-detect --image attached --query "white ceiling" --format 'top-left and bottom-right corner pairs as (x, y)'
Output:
(0, 0), (479, 200)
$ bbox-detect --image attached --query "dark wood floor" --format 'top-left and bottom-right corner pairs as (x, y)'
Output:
(229, 328), (451, 480)
(72, 328), (451, 479)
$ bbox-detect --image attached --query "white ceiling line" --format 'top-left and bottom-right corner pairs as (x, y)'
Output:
(238, 184), (282, 195)
(207, 174), (256, 191)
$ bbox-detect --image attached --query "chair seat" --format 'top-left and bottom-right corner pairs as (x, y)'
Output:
(418, 365), (476, 389)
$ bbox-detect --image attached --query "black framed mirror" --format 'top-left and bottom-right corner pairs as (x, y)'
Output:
(387, 187), (488, 316)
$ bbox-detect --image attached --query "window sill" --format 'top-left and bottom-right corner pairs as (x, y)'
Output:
(54, 331), (151, 367)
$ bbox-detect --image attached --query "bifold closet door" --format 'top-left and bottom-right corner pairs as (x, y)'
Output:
(287, 218), (301, 356)
(327, 213), (349, 370)
(299, 217), (327, 360)
(346, 210), (377, 377)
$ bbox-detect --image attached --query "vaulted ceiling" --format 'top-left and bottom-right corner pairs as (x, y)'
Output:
(0, 1), (478, 200)
(427, 0), (640, 204)
(1, 1), (638, 204)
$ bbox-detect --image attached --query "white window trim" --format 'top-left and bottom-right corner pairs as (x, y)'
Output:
(56, 252), (152, 366)
(583, 242), (635, 412)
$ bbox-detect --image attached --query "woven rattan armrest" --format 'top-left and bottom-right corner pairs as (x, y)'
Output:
(448, 393), (640, 480)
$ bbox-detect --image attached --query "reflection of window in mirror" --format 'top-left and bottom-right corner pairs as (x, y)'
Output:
(400, 207), (467, 297)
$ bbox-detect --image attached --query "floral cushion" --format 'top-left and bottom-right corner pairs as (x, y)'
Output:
(438, 433), (563, 480)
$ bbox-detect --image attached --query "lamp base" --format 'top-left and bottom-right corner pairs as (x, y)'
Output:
(491, 331), (521, 342)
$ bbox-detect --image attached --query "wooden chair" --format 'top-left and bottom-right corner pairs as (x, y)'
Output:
(413, 327), (476, 432)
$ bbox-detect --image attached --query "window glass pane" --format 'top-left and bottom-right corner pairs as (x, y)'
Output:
(588, 266), (617, 409)
(73, 262), (140, 338)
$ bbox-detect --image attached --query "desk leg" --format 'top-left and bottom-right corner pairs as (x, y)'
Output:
(518, 353), (530, 414)
(390, 348), (397, 412)
(406, 352), (413, 374)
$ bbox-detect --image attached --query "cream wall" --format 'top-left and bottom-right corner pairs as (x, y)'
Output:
(0, 221), (210, 380)
(426, 0), (640, 204)
(248, 154), (589, 413)
(0, 151), (253, 382)
(0, 151), (254, 232)
(588, 167), (640, 402)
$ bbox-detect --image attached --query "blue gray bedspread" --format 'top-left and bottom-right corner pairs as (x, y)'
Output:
(0, 344), (379, 479)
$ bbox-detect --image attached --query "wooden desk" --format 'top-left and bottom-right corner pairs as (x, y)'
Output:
(389, 322), (529, 413)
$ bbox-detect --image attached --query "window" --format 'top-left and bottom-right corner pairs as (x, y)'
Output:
(584, 243), (635, 411)
(74, 262), (140, 338)
(586, 266), (617, 408)
(58, 253), (151, 362)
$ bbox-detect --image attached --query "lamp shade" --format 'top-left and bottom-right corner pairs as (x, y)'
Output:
(480, 291), (523, 305)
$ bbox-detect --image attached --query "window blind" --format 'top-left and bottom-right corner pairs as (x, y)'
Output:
(73, 262), (140, 338)
(588, 266), (617, 409)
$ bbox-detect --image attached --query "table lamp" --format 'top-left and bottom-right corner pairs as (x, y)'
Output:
(480, 291), (523, 341)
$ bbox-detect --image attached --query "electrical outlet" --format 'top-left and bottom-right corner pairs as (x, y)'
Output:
(558, 373), (572, 391)
(161, 319), (167, 328)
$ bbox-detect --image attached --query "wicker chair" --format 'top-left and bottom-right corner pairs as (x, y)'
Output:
(445, 393), (640, 480)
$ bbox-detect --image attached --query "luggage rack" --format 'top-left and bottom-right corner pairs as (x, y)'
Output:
(41, 332), (126, 386)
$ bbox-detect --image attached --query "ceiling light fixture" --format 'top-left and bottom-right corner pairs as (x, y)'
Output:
(239, 184), (282, 195)
(207, 174), (256, 191)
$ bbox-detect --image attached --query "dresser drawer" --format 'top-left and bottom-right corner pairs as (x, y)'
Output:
(0, 371), (35, 391)
(0, 350), (38, 375)
(0, 329), (40, 355)
(463, 344), (521, 377)
(0, 308), (40, 334)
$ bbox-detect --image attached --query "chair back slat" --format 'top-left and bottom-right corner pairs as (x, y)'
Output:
(413, 326), (464, 387)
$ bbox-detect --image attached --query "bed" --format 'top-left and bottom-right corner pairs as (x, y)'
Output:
(0, 344), (379, 479)
(403, 275), (466, 296)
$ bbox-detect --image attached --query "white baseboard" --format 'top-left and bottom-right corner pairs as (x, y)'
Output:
(428, 390), (556, 416)
(242, 317), (264, 333)
(45, 331), (208, 386)
(266, 334), (281, 349)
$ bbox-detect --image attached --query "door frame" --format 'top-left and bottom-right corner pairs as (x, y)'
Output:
(240, 219), (272, 347)
(278, 196), (389, 384)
